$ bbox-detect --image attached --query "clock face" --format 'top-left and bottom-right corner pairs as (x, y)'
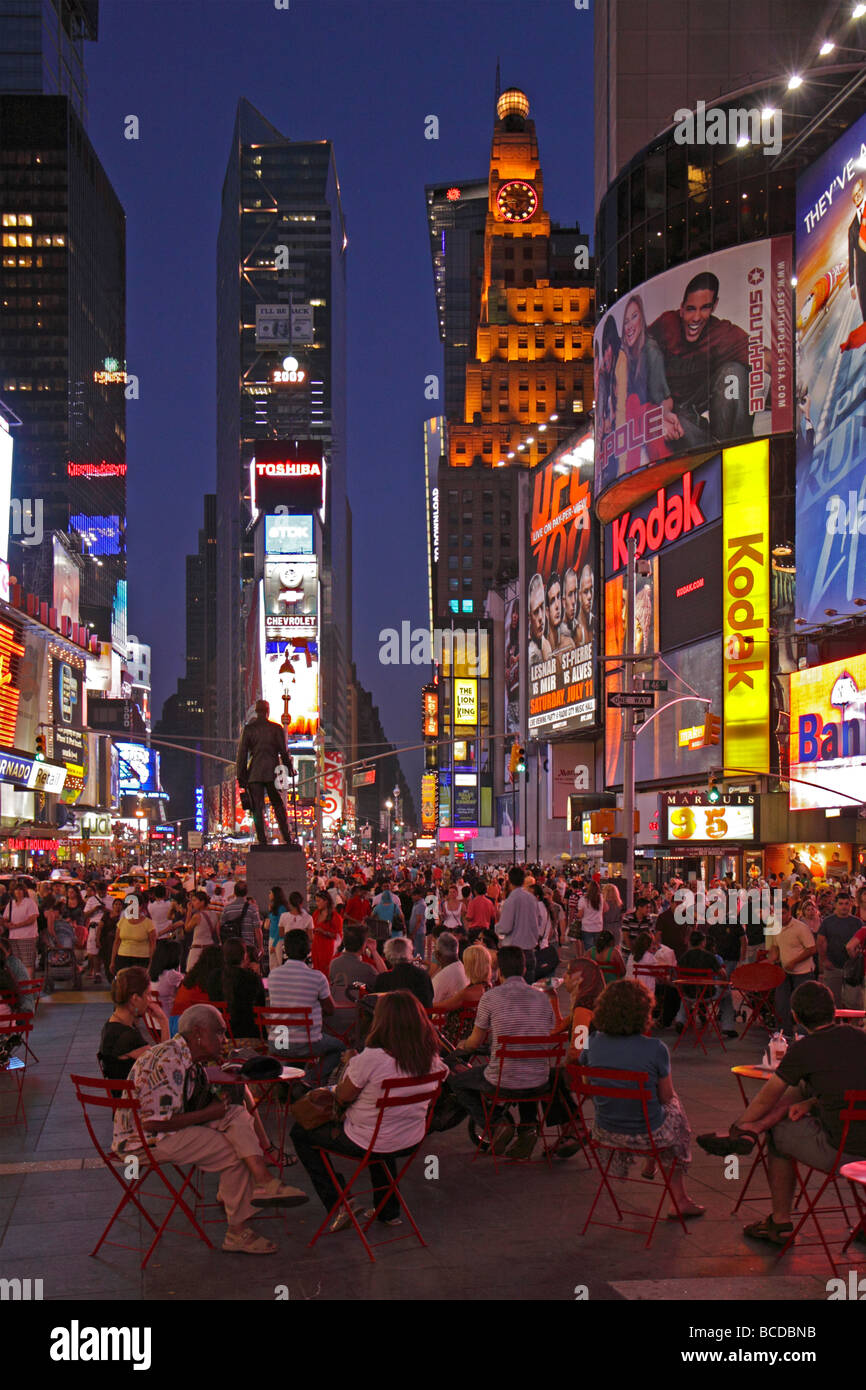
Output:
(496, 179), (538, 222)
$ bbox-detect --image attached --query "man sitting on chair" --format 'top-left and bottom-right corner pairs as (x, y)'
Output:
(698, 981), (866, 1247)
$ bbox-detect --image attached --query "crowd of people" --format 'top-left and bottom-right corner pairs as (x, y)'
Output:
(4, 850), (866, 1259)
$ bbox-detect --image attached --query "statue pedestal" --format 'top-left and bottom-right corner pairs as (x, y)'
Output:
(244, 844), (307, 916)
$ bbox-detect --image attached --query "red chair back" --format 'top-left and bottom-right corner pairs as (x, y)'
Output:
(69, 1073), (154, 1162)
(569, 1064), (655, 1131)
(839, 1090), (866, 1154)
(0, 1010), (32, 1047)
(365, 1072), (445, 1153)
(491, 1033), (565, 1088)
(254, 1005), (314, 1049)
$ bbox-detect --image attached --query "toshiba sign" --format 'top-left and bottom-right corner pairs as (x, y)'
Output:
(604, 457), (721, 576)
(250, 440), (325, 516)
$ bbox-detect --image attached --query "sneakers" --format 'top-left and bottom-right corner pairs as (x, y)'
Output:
(506, 1125), (539, 1161)
(490, 1118), (516, 1155)
(251, 1178), (310, 1207)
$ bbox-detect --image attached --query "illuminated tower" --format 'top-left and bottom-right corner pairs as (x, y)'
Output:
(435, 87), (594, 619)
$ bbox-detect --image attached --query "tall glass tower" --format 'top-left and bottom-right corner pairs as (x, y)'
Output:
(216, 99), (350, 760)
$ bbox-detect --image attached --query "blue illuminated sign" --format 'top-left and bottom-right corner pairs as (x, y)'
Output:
(70, 514), (121, 556)
(194, 785), (205, 833)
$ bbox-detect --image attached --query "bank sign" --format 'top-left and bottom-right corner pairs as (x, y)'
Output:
(604, 457), (721, 576)
(789, 652), (866, 811)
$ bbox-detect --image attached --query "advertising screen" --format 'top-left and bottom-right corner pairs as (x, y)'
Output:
(604, 455), (721, 578)
(605, 632), (722, 787)
(503, 593), (520, 735)
(261, 638), (319, 740)
(69, 515), (122, 556)
(322, 750), (344, 832)
(527, 431), (597, 737)
(264, 514), (313, 556)
(250, 440), (324, 515)
(496, 792), (519, 839)
(116, 741), (161, 798)
(454, 678), (478, 726)
(263, 558), (318, 637)
(549, 741), (594, 819)
(421, 773), (437, 833)
(659, 526), (723, 650)
(789, 652), (866, 811)
(53, 536), (80, 627)
(665, 802), (756, 843)
(0, 421), (12, 565)
(722, 441), (770, 778)
(594, 238), (793, 496)
(795, 111), (866, 624)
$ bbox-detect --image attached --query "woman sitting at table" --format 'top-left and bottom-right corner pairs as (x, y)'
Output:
(98, 966), (170, 1080)
(206, 938), (266, 1042)
(290, 991), (447, 1232)
(434, 944), (492, 1044)
(582, 978), (704, 1218)
(586, 930), (626, 984)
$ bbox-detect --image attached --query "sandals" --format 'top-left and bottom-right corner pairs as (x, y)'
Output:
(222, 1227), (277, 1254)
(743, 1214), (794, 1246)
(251, 1178), (310, 1207)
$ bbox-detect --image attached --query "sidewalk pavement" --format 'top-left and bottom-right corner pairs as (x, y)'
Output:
(0, 987), (861, 1302)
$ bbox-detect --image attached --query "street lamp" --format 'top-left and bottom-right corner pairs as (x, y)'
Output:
(385, 798), (394, 855)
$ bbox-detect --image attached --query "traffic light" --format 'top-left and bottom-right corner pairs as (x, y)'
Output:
(508, 744), (520, 777)
(590, 809), (616, 836)
(703, 711), (721, 746)
(708, 771), (721, 804)
(34, 734), (45, 760)
(515, 745), (525, 774)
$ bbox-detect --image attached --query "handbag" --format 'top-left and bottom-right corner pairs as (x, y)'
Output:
(290, 1085), (337, 1130)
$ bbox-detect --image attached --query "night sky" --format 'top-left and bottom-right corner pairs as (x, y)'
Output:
(87, 0), (595, 795)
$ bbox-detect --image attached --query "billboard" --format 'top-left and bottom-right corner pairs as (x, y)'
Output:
(264, 514), (313, 556)
(0, 421), (12, 592)
(527, 431), (597, 737)
(69, 515), (122, 556)
(52, 656), (86, 803)
(549, 741), (594, 819)
(291, 304), (314, 344)
(116, 741), (162, 799)
(250, 440), (324, 516)
(504, 593), (520, 735)
(594, 238), (793, 496)
(322, 750), (344, 832)
(0, 619), (24, 749)
(454, 678), (478, 727)
(789, 652), (866, 811)
(261, 638), (319, 740)
(52, 536), (80, 627)
(722, 441), (770, 778)
(658, 526), (723, 651)
(604, 456), (721, 578)
(795, 111), (866, 624)
(263, 558), (318, 637)
(421, 772), (438, 833)
(255, 304), (290, 346)
(662, 792), (757, 843)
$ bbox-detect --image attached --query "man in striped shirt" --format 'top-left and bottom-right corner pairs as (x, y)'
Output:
(449, 945), (555, 1160)
(266, 929), (343, 1082)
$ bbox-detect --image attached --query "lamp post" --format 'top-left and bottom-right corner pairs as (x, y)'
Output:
(385, 798), (394, 856)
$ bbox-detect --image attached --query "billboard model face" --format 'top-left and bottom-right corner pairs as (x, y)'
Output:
(527, 432), (597, 737)
(795, 111), (866, 624)
(789, 652), (866, 811)
(594, 238), (793, 496)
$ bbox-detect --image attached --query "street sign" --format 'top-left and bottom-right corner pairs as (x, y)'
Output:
(607, 691), (655, 710)
(641, 679), (668, 691)
(188, 831), (203, 849)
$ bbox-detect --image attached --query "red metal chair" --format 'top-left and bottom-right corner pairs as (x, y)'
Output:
(0, 1012), (32, 1125)
(253, 1005), (321, 1160)
(730, 962), (785, 1040)
(15, 976), (44, 1017)
(673, 969), (728, 1053)
(0, 989), (39, 1063)
(474, 1034), (567, 1168)
(570, 1064), (691, 1248)
(840, 1159), (866, 1253)
(429, 1003), (478, 1049)
(307, 1070), (445, 1262)
(70, 1073), (214, 1268)
(776, 1090), (866, 1274)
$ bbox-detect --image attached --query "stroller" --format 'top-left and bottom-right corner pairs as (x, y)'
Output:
(43, 919), (82, 994)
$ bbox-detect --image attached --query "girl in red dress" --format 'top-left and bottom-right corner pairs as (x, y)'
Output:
(310, 890), (342, 974)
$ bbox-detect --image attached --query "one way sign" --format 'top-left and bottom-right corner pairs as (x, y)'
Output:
(607, 691), (655, 710)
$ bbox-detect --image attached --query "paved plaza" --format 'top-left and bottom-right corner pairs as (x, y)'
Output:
(0, 990), (862, 1304)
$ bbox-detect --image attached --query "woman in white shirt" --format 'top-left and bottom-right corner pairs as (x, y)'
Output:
(576, 881), (604, 950)
(290, 992), (446, 1231)
(278, 891), (314, 944)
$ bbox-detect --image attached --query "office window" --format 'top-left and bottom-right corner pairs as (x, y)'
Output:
(463, 490), (472, 502)
(461, 600), (474, 613)
(462, 579), (472, 591)
(449, 600), (460, 613)
(448, 556), (458, 569)
(462, 554), (473, 569)
(449, 579), (459, 592)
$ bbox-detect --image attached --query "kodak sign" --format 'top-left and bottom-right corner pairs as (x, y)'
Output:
(608, 470), (707, 572)
(722, 441), (769, 777)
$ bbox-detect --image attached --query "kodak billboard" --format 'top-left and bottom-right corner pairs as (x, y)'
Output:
(722, 441), (770, 777)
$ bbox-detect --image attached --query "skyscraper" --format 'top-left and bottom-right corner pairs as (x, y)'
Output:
(216, 99), (350, 760)
(0, 0), (126, 642)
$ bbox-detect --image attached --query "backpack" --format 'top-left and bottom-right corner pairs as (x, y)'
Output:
(220, 901), (249, 943)
(843, 945), (866, 988)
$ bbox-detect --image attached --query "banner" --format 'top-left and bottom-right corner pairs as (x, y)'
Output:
(255, 304), (290, 346)
(549, 741), (594, 819)
(527, 431), (597, 737)
(322, 750), (344, 832)
(722, 441), (770, 778)
(421, 772), (437, 833)
(594, 238), (793, 494)
(789, 651), (866, 811)
(795, 110), (866, 623)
